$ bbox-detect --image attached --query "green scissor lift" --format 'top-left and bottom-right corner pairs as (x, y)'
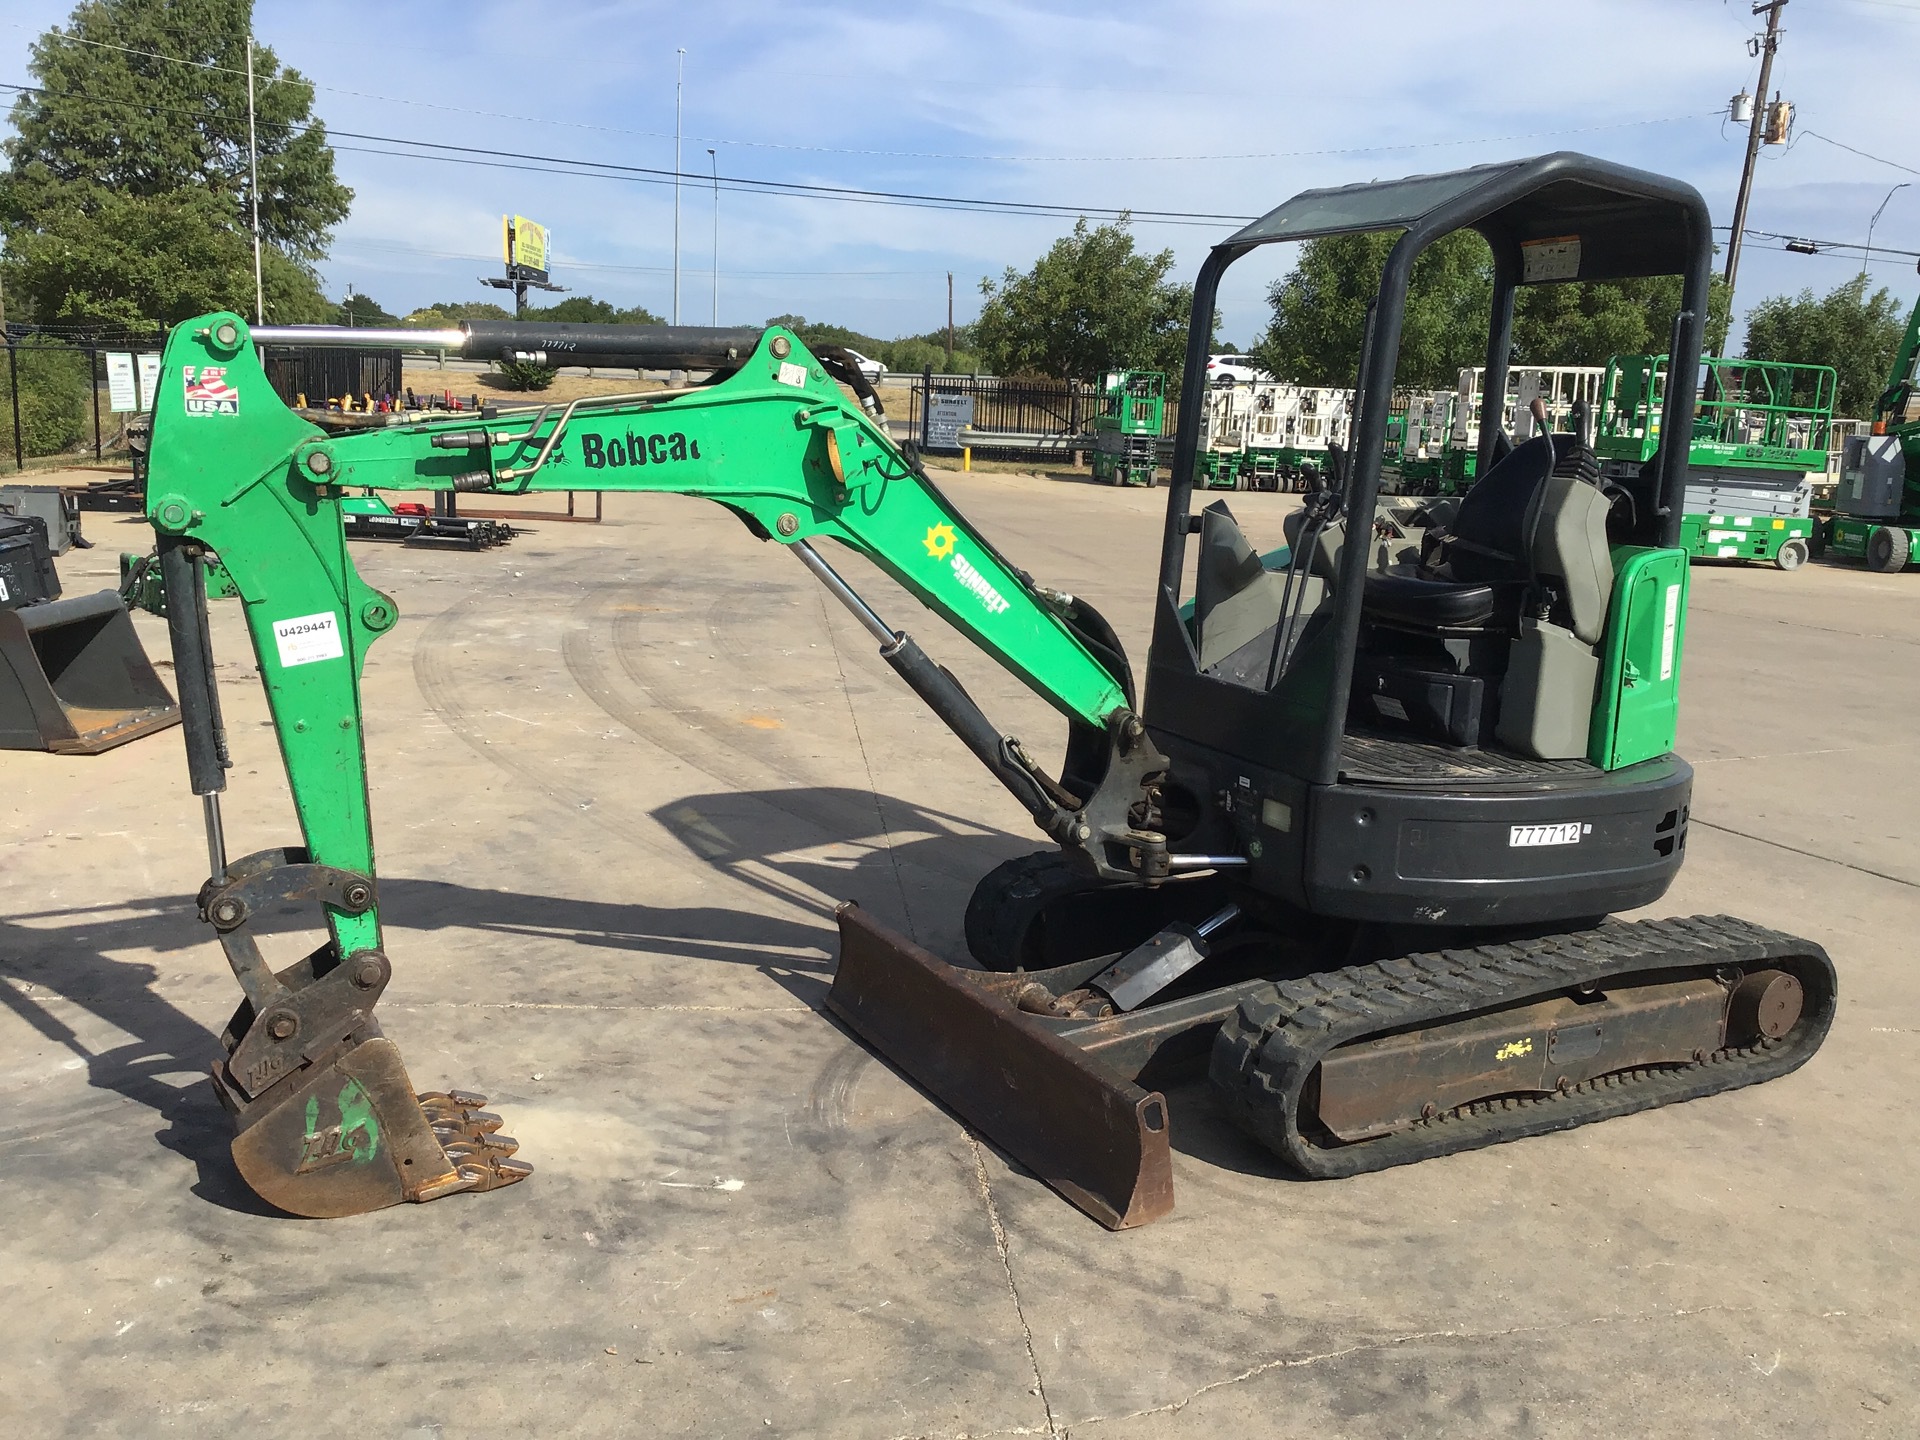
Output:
(1829, 293), (1920, 572)
(1597, 354), (1834, 571)
(1091, 370), (1165, 487)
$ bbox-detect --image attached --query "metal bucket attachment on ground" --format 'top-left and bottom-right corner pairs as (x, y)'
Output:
(0, 590), (181, 753)
(214, 1024), (531, 1219)
(826, 904), (1175, 1230)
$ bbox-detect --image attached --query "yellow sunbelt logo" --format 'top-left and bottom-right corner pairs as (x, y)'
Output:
(923, 524), (1010, 615)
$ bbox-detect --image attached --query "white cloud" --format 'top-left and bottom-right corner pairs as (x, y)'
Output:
(3, 0), (1914, 340)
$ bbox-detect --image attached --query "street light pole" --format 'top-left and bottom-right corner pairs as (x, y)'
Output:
(673, 48), (685, 325)
(708, 148), (719, 327)
(247, 33), (264, 323)
(1863, 182), (1911, 278)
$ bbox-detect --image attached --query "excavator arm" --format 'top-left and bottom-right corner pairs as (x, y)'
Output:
(144, 312), (1163, 1217)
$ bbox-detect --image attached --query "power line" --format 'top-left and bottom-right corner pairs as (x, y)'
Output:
(0, 77), (1256, 228)
(337, 237), (949, 278)
(6, 21), (1712, 166)
(323, 131), (1256, 222)
(1793, 129), (1920, 179)
(1712, 222), (1920, 259)
(323, 141), (1248, 229)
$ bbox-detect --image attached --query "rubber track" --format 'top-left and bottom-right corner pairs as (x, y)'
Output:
(1209, 913), (1837, 1179)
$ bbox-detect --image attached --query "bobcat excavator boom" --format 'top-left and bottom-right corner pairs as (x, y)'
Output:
(145, 314), (1152, 1216)
(147, 154), (1834, 1227)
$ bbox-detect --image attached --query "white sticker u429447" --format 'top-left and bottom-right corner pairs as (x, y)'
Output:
(273, 612), (345, 668)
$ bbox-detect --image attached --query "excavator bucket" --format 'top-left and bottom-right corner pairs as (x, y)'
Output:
(827, 904), (1178, 1230)
(0, 590), (181, 753)
(194, 849), (535, 1218)
(214, 1021), (530, 1219)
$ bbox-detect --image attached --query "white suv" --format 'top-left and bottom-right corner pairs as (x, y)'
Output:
(1206, 354), (1271, 386)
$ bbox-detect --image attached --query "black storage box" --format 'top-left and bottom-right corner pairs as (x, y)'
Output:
(0, 514), (60, 611)
(1350, 656), (1496, 747)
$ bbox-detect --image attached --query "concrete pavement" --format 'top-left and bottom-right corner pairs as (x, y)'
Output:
(1, 471), (1913, 1437)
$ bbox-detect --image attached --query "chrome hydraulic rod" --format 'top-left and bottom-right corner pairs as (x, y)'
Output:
(788, 540), (1078, 841)
(790, 540), (898, 647)
(202, 793), (228, 885)
(1165, 855), (1250, 871)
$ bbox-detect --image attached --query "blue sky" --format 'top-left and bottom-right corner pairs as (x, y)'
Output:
(4, 0), (1918, 347)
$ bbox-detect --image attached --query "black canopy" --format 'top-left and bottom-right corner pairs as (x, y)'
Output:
(1226, 151), (1710, 282)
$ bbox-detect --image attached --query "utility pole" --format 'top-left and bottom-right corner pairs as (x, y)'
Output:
(1724, 0), (1787, 315)
(673, 48), (685, 325)
(946, 272), (954, 368)
(708, 148), (719, 326)
(247, 33), (264, 323)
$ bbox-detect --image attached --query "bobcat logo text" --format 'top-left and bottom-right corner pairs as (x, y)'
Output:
(579, 431), (701, 468)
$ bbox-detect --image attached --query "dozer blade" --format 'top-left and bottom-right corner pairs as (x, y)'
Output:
(213, 1024), (531, 1219)
(827, 904), (1175, 1230)
(0, 590), (180, 753)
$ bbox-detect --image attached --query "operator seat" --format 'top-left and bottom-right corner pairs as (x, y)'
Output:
(1351, 432), (1618, 759)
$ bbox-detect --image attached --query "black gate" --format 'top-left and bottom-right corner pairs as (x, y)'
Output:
(906, 369), (1103, 462)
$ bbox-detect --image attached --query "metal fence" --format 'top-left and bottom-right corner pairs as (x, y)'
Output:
(0, 335), (166, 477)
(0, 331), (418, 481)
(904, 368), (1106, 463)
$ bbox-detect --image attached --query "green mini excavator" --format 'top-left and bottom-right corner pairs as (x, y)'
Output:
(142, 154), (1833, 1225)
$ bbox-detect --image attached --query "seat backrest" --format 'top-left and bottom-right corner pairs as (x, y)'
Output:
(1520, 474), (1615, 645)
(1444, 433), (1556, 583)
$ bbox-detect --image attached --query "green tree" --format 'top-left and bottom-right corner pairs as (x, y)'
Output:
(524, 295), (664, 325)
(1256, 232), (1490, 389)
(403, 300), (514, 327)
(491, 359), (557, 391)
(335, 290), (395, 327)
(0, 343), (90, 462)
(0, 0), (351, 328)
(880, 336), (981, 375)
(972, 218), (1196, 383)
(1513, 276), (1731, 370)
(1255, 232), (1733, 389)
(763, 314), (886, 353)
(1742, 275), (1905, 416)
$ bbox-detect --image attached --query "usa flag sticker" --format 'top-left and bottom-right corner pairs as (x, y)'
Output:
(182, 364), (240, 417)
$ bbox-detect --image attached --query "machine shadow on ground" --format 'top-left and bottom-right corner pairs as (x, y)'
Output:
(0, 877), (839, 1215)
(1, 781), (1293, 1217)
(649, 785), (1296, 1185)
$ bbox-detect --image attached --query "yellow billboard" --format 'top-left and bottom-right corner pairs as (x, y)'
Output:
(502, 215), (550, 277)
